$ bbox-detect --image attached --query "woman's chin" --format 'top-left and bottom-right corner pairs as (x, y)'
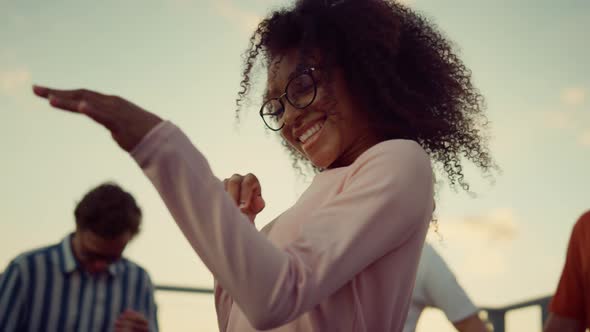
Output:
(308, 153), (335, 169)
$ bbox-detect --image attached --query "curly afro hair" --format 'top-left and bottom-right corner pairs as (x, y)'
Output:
(236, 0), (496, 191)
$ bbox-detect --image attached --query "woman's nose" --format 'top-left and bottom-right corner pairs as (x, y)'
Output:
(281, 102), (304, 131)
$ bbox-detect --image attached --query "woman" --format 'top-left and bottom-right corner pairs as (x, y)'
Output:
(33, 0), (495, 330)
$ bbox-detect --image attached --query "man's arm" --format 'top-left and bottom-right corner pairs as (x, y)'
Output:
(422, 244), (483, 331)
(144, 274), (159, 332)
(544, 313), (585, 332)
(453, 313), (489, 332)
(545, 214), (589, 332)
(0, 260), (25, 331)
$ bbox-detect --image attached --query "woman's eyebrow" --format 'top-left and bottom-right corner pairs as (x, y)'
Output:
(287, 70), (299, 81)
(265, 71), (303, 98)
(262, 89), (273, 102)
(265, 82), (285, 99)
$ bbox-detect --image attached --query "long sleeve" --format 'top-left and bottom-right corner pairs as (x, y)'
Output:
(143, 273), (159, 332)
(131, 121), (433, 330)
(214, 279), (232, 332)
(550, 215), (587, 321)
(0, 260), (25, 331)
(213, 217), (279, 332)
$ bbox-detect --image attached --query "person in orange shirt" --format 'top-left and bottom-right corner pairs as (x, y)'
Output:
(544, 211), (590, 332)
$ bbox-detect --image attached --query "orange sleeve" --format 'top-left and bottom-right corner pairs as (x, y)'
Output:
(550, 213), (588, 321)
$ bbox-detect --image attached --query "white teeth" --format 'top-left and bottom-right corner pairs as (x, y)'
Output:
(299, 123), (323, 143)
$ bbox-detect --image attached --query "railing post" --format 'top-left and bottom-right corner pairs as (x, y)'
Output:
(486, 309), (505, 332)
(540, 297), (551, 328)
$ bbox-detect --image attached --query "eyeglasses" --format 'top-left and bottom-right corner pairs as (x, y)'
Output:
(259, 67), (318, 131)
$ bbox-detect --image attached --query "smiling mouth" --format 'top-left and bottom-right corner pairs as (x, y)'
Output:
(298, 116), (327, 142)
(296, 119), (327, 153)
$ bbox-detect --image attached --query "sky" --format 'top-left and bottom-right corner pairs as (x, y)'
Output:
(0, 0), (588, 331)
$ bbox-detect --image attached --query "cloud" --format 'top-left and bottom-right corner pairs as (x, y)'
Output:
(459, 246), (510, 278)
(578, 130), (590, 147)
(213, 0), (262, 34)
(560, 87), (586, 107)
(0, 67), (31, 97)
(437, 208), (519, 243)
(538, 87), (589, 147)
(541, 110), (575, 130)
(430, 209), (520, 278)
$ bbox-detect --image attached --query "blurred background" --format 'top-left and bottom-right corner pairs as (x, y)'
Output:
(1, 0), (588, 330)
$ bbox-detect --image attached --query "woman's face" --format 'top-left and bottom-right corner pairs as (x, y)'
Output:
(264, 50), (380, 169)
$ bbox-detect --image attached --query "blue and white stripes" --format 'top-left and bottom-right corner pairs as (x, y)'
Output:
(0, 235), (158, 332)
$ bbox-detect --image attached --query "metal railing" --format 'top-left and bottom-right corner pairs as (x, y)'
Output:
(0, 271), (554, 331)
(155, 284), (214, 295)
(481, 296), (551, 332)
(154, 284), (552, 331)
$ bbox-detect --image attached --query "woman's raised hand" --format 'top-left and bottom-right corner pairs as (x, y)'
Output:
(33, 85), (162, 151)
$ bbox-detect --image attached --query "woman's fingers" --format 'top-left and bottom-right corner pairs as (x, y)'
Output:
(47, 95), (115, 129)
(223, 173), (265, 215)
(33, 85), (103, 101)
(35, 86), (107, 116)
(240, 173), (261, 210)
(47, 95), (84, 113)
(222, 173), (264, 224)
(78, 101), (117, 128)
(32, 85), (49, 97)
(35, 85), (122, 133)
(251, 194), (266, 214)
(225, 174), (243, 207)
(33, 84), (163, 152)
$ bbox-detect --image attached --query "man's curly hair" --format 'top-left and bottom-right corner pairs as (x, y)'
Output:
(75, 183), (141, 238)
(236, 0), (496, 191)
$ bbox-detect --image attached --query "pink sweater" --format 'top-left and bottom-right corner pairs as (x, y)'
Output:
(132, 121), (434, 332)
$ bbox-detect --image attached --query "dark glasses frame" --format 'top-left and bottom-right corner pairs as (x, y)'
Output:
(259, 67), (318, 131)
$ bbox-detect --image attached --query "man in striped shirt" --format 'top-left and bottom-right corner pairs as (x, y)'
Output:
(0, 183), (158, 332)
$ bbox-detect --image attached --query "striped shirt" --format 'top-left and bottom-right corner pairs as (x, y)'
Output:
(0, 234), (158, 332)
